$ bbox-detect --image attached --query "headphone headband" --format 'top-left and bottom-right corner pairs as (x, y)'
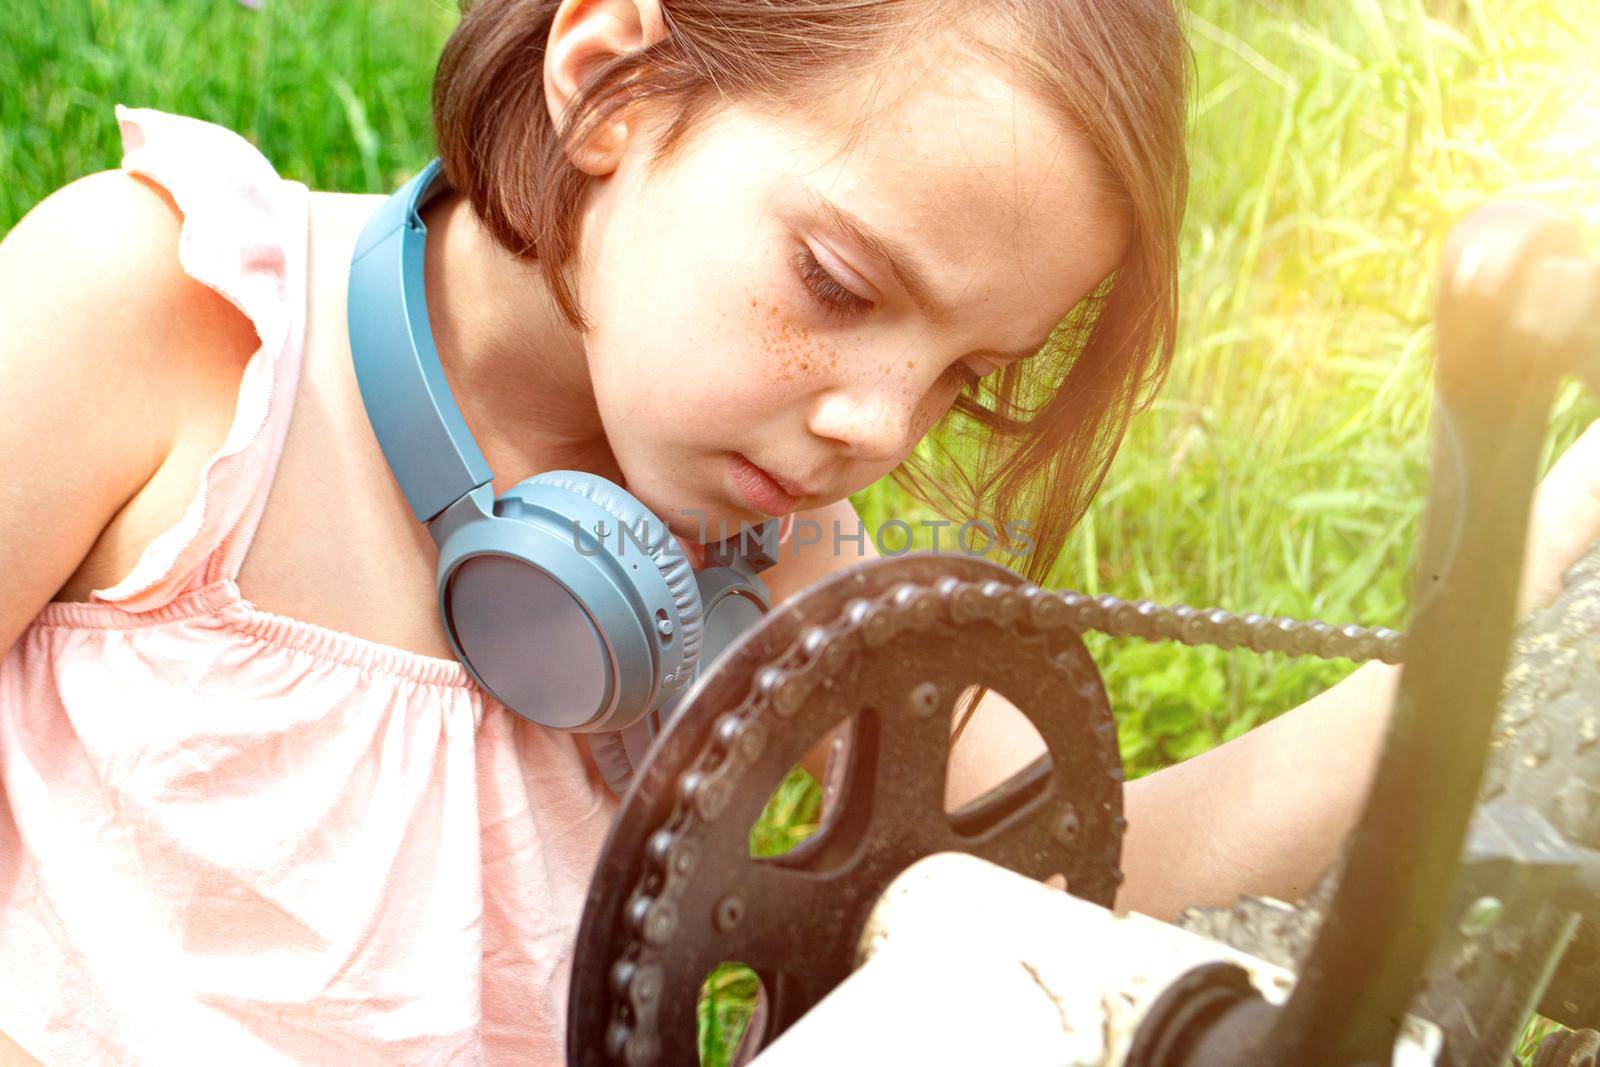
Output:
(349, 159), (493, 526)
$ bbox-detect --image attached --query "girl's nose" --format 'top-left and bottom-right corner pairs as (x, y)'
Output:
(805, 376), (923, 465)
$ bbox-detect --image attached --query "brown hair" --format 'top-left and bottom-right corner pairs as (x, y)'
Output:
(433, 0), (1190, 741)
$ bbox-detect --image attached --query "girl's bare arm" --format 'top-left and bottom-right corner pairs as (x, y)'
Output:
(0, 1028), (41, 1067)
(0, 170), (219, 659)
(1116, 659), (1398, 919)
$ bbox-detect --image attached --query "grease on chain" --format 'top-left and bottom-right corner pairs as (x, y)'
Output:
(599, 581), (1404, 1065)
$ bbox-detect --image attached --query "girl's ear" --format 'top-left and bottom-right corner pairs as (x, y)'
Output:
(543, 0), (670, 176)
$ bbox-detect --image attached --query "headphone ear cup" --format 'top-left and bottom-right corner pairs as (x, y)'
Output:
(443, 552), (615, 729)
(520, 471), (706, 701)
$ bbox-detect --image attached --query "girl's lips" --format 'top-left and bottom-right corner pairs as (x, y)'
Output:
(728, 452), (801, 516)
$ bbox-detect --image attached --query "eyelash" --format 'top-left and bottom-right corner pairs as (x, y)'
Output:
(794, 247), (873, 320)
(793, 246), (983, 391)
(943, 363), (984, 391)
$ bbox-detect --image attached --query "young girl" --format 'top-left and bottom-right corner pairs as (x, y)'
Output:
(1, 0), (1596, 1063)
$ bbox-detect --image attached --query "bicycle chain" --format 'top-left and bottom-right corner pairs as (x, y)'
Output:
(594, 574), (1405, 1065)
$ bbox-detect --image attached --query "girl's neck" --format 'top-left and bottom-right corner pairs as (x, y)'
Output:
(417, 188), (625, 489)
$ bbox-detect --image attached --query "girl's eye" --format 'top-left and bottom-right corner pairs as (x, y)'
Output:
(794, 247), (874, 319)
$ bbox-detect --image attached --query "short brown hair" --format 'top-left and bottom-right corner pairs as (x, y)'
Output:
(433, 0), (1190, 644)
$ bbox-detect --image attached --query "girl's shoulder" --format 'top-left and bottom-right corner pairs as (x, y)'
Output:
(6, 162), (259, 421)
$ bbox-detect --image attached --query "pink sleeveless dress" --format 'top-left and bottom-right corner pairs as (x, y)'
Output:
(0, 106), (705, 1065)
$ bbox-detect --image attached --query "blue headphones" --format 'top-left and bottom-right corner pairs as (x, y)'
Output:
(346, 158), (779, 796)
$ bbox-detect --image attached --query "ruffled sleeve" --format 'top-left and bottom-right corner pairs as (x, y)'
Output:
(90, 106), (310, 613)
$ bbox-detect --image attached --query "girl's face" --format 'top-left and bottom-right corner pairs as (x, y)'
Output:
(571, 46), (1130, 541)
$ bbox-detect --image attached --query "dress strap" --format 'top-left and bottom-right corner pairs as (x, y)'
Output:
(89, 105), (310, 613)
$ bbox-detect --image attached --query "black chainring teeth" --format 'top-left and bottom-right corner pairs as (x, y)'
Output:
(568, 552), (1413, 1065)
(566, 553), (1128, 1066)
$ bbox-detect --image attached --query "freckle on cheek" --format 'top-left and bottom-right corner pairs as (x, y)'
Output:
(754, 300), (837, 383)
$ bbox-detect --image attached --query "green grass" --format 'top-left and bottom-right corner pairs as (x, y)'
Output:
(5, 0), (1600, 1063)
(1, 0), (455, 219)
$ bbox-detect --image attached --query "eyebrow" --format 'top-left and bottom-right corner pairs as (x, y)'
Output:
(804, 188), (1047, 363)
